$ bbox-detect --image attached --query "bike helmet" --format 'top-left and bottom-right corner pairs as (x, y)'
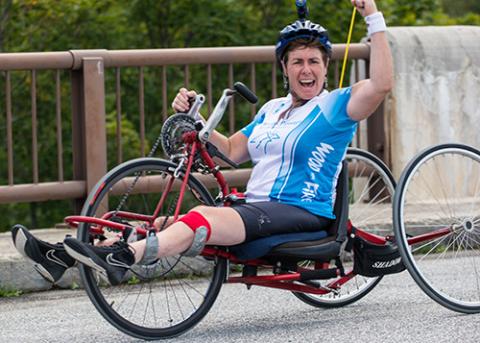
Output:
(275, 19), (332, 64)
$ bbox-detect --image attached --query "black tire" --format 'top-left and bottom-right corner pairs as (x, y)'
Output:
(77, 157), (227, 340)
(293, 148), (396, 308)
(393, 143), (480, 314)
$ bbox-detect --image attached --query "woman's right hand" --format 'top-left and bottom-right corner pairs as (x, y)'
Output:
(172, 87), (197, 113)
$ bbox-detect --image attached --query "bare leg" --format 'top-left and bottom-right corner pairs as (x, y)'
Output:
(129, 205), (245, 263)
(153, 215), (177, 230)
(96, 214), (183, 248)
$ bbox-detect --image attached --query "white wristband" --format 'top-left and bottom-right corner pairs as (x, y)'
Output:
(365, 12), (387, 37)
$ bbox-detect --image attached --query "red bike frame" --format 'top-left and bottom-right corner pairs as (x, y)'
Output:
(64, 131), (453, 296)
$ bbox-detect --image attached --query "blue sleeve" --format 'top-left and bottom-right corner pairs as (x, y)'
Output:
(241, 111), (266, 138)
(323, 87), (357, 131)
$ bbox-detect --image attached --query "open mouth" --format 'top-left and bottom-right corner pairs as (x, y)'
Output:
(299, 79), (316, 88)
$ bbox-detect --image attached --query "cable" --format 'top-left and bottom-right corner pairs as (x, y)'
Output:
(339, 7), (357, 89)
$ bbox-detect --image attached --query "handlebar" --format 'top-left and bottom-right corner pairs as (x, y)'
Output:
(186, 94), (205, 118)
(234, 82), (258, 104)
(189, 81), (257, 143)
(198, 88), (233, 142)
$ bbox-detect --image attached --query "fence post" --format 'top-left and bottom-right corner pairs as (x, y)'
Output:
(82, 57), (107, 194)
(71, 69), (85, 213)
(71, 57), (107, 213)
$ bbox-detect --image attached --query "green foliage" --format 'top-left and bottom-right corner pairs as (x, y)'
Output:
(1, 0), (478, 232)
(380, 0), (443, 25)
(127, 275), (140, 285)
(441, 0), (480, 17)
(106, 110), (145, 168)
(2, 0), (131, 51)
(0, 286), (22, 297)
(128, 0), (255, 48)
(455, 12), (480, 25)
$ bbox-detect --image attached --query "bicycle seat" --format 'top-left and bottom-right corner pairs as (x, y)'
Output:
(230, 160), (349, 261)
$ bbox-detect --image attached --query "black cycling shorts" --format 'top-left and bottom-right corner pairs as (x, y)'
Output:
(231, 201), (333, 243)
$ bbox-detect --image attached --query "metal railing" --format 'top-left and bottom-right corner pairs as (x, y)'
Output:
(0, 44), (374, 211)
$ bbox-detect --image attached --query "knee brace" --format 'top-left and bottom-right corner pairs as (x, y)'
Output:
(177, 211), (211, 257)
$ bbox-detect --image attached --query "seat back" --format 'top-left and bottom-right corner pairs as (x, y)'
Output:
(328, 160), (349, 242)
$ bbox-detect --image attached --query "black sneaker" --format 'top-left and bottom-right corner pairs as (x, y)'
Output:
(11, 224), (76, 283)
(63, 237), (135, 286)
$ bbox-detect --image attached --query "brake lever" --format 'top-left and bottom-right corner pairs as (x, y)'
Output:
(205, 142), (239, 169)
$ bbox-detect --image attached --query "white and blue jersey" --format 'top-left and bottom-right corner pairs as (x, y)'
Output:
(240, 87), (357, 219)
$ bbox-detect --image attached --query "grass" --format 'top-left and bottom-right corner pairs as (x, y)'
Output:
(0, 287), (23, 298)
(127, 275), (141, 285)
(413, 243), (448, 255)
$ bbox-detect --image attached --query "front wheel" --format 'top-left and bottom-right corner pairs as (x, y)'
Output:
(393, 143), (480, 313)
(293, 148), (396, 308)
(77, 158), (227, 340)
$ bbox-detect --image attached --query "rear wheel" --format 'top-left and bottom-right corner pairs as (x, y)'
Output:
(293, 148), (396, 308)
(78, 157), (227, 340)
(393, 143), (480, 313)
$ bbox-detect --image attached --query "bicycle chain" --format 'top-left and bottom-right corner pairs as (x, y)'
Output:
(110, 114), (192, 229)
(90, 114), (198, 280)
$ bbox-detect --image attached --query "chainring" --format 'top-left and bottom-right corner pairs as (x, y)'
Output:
(161, 113), (197, 158)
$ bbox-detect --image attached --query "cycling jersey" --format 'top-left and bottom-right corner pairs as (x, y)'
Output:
(241, 87), (357, 219)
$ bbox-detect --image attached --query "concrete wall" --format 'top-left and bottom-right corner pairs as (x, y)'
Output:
(384, 26), (480, 178)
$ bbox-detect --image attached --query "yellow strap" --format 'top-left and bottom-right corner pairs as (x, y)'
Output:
(339, 7), (357, 89)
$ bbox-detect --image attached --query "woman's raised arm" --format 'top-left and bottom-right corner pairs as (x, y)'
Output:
(347, 0), (394, 121)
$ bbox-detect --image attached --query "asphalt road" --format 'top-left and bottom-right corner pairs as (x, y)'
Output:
(0, 269), (479, 343)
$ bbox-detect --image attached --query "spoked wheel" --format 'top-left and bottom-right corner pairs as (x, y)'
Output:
(77, 157), (227, 340)
(393, 143), (480, 313)
(293, 148), (396, 307)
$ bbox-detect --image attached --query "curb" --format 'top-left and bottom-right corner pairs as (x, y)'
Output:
(0, 228), (81, 293)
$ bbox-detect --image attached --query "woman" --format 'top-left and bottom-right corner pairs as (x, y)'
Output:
(12, 0), (393, 285)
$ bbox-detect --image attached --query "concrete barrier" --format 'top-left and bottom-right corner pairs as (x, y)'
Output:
(384, 26), (480, 178)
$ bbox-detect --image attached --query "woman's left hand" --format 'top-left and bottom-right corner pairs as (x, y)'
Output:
(351, 0), (378, 17)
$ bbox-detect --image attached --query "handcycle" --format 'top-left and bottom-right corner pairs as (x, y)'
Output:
(64, 82), (480, 340)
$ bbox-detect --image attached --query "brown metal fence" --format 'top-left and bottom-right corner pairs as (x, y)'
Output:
(0, 44), (374, 212)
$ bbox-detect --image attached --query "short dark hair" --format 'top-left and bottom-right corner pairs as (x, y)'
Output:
(281, 38), (329, 66)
